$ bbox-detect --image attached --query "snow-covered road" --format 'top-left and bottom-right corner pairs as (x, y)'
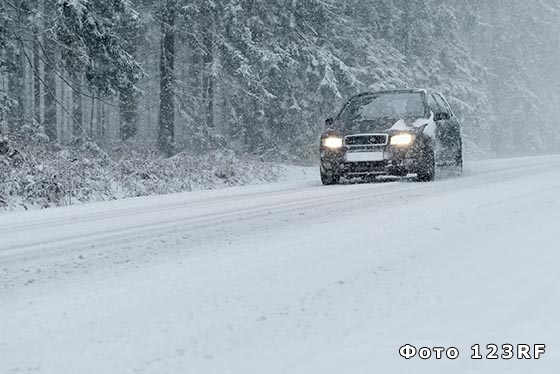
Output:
(2, 155), (560, 374)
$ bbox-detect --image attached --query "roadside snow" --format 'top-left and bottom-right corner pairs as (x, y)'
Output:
(1, 155), (559, 374)
(0, 139), (316, 214)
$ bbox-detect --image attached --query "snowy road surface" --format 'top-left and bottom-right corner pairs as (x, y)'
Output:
(1, 155), (560, 374)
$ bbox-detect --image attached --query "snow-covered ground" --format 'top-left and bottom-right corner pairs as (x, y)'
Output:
(1, 155), (559, 374)
(0, 141), (317, 214)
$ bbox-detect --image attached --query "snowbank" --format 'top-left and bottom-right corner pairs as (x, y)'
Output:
(0, 135), (315, 213)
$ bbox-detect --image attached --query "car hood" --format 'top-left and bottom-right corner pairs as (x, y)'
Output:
(334, 117), (430, 135)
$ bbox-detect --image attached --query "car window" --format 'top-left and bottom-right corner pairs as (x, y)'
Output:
(433, 94), (450, 115)
(436, 93), (454, 116)
(427, 94), (438, 113)
(429, 93), (445, 115)
(338, 92), (427, 122)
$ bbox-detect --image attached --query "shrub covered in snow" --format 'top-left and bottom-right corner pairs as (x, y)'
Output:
(0, 135), (286, 213)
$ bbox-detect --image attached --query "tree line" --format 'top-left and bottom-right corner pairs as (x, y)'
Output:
(1, 0), (559, 160)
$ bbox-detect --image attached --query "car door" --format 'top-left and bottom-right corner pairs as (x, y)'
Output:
(435, 93), (462, 165)
(432, 93), (458, 166)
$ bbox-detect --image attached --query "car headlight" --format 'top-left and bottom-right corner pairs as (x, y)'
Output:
(323, 137), (343, 149)
(390, 133), (414, 146)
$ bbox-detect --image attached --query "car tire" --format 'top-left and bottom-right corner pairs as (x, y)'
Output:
(320, 171), (341, 185)
(416, 146), (435, 182)
(455, 148), (464, 176)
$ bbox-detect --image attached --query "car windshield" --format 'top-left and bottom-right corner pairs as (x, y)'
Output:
(338, 92), (426, 122)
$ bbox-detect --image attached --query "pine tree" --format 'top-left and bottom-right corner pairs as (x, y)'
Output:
(2, 0), (560, 157)
(157, 0), (176, 157)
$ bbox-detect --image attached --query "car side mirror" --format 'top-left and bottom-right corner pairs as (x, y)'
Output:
(325, 117), (334, 128)
(434, 112), (450, 121)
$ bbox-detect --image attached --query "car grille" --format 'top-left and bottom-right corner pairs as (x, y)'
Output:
(345, 134), (388, 146)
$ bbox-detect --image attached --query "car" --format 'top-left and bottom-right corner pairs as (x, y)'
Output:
(319, 89), (463, 185)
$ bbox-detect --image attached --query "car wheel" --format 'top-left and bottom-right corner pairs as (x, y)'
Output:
(416, 146), (435, 182)
(320, 170), (341, 185)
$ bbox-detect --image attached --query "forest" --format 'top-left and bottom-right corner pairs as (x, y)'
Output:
(2, 0), (560, 158)
(1, 1), (560, 208)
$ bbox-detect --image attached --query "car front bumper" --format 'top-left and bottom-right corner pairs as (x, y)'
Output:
(320, 146), (421, 178)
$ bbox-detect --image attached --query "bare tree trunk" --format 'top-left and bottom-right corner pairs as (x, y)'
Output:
(55, 65), (63, 142)
(3, 2), (27, 133)
(157, 0), (176, 157)
(72, 75), (83, 139)
(24, 41), (34, 124)
(119, 90), (138, 141)
(202, 9), (214, 133)
(43, 2), (57, 142)
(33, 24), (45, 128)
(0, 49), (7, 134)
(89, 96), (95, 137)
(7, 46), (25, 132)
(96, 98), (103, 141)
